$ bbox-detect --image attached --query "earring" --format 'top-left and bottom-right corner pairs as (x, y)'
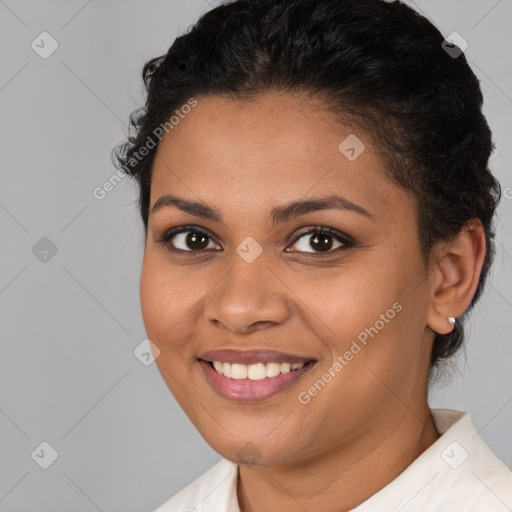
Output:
(448, 317), (456, 325)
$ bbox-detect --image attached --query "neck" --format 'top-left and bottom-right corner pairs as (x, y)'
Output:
(236, 405), (439, 512)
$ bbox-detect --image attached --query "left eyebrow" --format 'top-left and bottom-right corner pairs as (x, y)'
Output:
(269, 196), (373, 225)
(149, 194), (373, 226)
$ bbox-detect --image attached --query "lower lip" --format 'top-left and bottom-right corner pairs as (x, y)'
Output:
(198, 360), (316, 402)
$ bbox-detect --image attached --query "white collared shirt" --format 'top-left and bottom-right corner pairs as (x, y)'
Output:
(154, 409), (512, 511)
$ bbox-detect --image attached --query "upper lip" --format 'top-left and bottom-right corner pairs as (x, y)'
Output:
(198, 349), (317, 365)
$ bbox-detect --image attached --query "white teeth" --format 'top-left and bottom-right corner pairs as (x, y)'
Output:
(231, 363), (248, 379)
(266, 362), (281, 377)
(211, 361), (306, 380)
(248, 363), (267, 380)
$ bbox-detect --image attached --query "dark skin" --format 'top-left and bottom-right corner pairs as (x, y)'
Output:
(139, 93), (486, 511)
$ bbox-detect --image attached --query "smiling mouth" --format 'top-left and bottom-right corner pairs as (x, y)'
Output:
(198, 358), (317, 402)
(203, 360), (315, 380)
(196, 348), (318, 401)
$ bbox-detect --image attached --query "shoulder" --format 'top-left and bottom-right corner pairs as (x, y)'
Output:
(410, 409), (512, 510)
(354, 409), (512, 511)
(153, 458), (239, 512)
(449, 412), (512, 509)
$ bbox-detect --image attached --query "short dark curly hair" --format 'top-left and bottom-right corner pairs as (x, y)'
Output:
(113, 0), (501, 373)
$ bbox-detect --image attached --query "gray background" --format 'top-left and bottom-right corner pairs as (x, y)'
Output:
(1, 1), (511, 510)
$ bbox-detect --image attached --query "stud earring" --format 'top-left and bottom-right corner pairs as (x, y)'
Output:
(448, 317), (456, 325)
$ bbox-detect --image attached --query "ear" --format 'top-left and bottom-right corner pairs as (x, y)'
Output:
(426, 219), (487, 335)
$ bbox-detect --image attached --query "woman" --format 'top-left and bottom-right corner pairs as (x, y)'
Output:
(114, 0), (512, 510)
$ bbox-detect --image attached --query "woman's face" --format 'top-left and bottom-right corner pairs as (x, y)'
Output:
(140, 93), (436, 465)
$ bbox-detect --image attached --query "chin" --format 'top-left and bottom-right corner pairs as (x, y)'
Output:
(201, 430), (304, 467)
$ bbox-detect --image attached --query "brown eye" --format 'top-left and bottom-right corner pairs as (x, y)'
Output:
(159, 227), (221, 253)
(287, 227), (352, 254)
(182, 231), (210, 250)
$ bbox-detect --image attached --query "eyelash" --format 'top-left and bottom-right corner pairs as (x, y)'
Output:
(156, 225), (355, 256)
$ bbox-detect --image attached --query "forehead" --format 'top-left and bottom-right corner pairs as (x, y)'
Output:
(154, 93), (362, 165)
(149, 93), (411, 222)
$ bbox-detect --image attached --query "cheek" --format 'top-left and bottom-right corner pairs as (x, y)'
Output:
(139, 256), (195, 355)
(327, 260), (429, 387)
(282, 261), (401, 347)
(140, 260), (167, 337)
(300, 249), (426, 363)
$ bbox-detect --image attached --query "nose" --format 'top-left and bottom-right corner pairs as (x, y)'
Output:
(202, 254), (291, 334)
